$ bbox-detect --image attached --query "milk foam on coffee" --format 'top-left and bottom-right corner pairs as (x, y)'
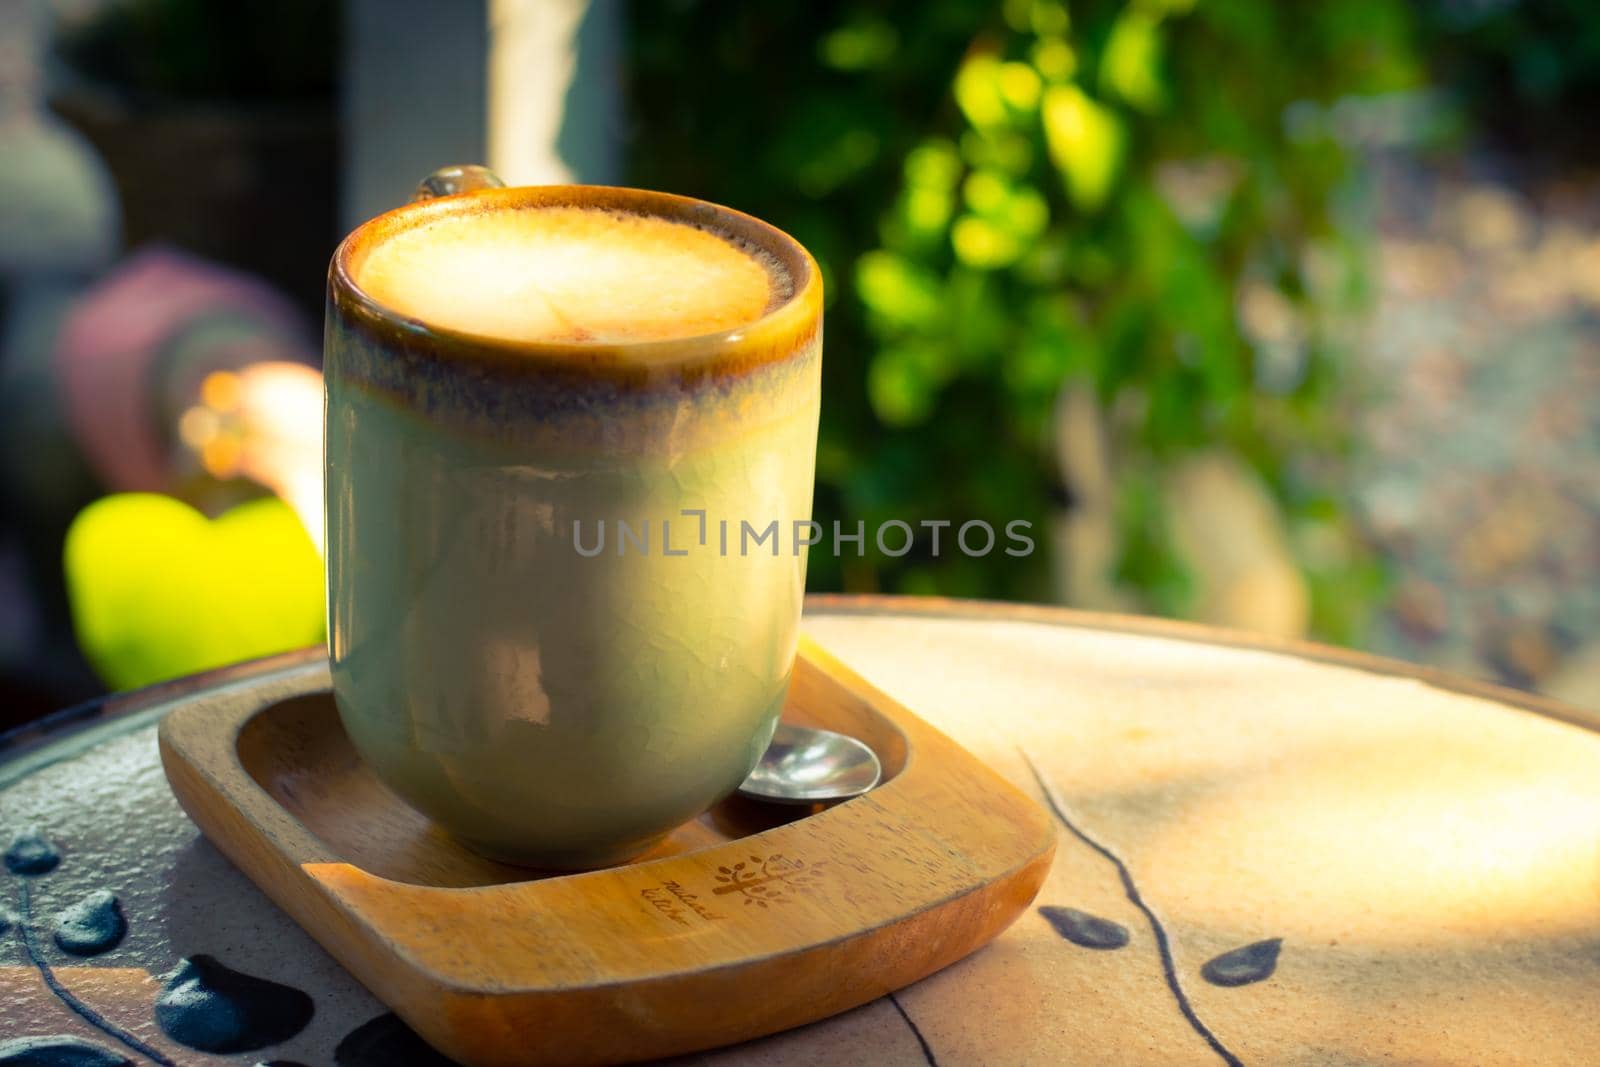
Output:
(355, 206), (786, 345)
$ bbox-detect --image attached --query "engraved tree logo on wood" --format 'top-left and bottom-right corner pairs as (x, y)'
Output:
(712, 854), (824, 908)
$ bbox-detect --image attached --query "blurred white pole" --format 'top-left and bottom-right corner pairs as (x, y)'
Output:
(343, 0), (618, 229)
(489, 0), (620, 187)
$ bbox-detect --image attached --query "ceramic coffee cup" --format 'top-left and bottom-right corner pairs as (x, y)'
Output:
(324, 178), (822, 868)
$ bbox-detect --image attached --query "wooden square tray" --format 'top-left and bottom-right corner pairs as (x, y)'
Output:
(158, 636), (1056, 1066)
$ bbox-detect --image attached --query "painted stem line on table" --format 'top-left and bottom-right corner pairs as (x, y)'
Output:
(11, 878), (177, 1066)
(1019, 750), (1244, 1067)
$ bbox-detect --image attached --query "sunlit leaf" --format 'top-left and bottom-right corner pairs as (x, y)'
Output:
(1101, 12), (1167, 113)
(954, 53), (1008, 129)
(963, 170), (1010, 215)
(1042, 85), (1125, 211)
(856, 251), (943, 328)
(953, 215), (1024, 269)
(904, 139), (962, 189)
(1031, 36), (1077, 83)
(1006, 185), (1050, 238)
(901, 186), (954, 241)
(998, 62), (1042, 113)
(1029, 0), (1069, 36)
(961, 174), (1048, 249)
(898, 140), (963, 243)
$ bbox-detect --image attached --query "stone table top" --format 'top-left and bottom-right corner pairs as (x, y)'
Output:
(3, 595), (1598, 1066)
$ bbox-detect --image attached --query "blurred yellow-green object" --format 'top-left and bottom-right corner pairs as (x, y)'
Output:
(64, 493), (324, 691)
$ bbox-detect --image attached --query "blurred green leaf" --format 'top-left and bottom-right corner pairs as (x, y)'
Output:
(1029, 0), (1071, 37)
(953, 214), (1025, 268)
(998, 61), (1044, 112)
(954, 53), (1009, 129)
(868, 351), (927, 425)
(856, 251), (944, 328)
(898, 185), (956, 243)
(1031, 36), (1078, 82)
(905, 139), (964, 189)
(963, 169), (1010, 213)
(819, 16), (899, 70)
(1042, 84), (1125, 211)
(960, 128), (1036, 174)
(1101, 11), (1167, 112)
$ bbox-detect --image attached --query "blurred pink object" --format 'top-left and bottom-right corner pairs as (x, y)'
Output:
(53, 246), (315, 492)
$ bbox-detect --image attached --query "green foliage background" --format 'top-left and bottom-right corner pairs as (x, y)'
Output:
(629, 0), (1420, 640)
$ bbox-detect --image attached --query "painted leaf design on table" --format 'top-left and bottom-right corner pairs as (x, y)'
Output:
(1039, 905), (1131, 950)
(154, 955), (314, 1053)
(4, 829), (60, 875)
(0, 1035), (132, 1066)
(334, 1013), (459, 1066)
(53, 890), (127, 956)
(1201, 938), (1283, 987)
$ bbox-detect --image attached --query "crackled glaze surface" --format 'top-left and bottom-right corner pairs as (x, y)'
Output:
(5, 599), (1600, 1064)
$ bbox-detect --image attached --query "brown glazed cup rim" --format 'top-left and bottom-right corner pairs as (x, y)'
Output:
(329, 184), (822, 380)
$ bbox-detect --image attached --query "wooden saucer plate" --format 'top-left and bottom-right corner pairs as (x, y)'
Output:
(157, 636), (1056, 1066)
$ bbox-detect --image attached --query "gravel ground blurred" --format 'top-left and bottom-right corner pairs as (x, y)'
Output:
(1355, 156), (1600, 708)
